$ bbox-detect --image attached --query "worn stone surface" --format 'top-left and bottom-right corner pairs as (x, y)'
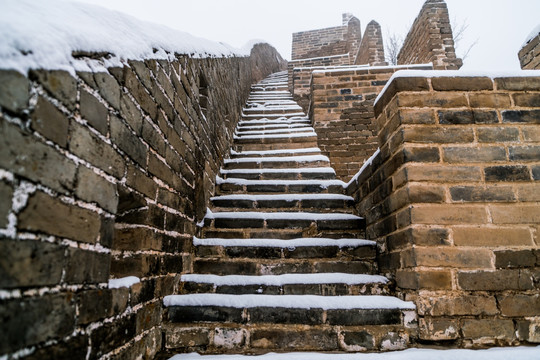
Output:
(31, 96), (70, 147)
(0, 239), (65, 288)
(0, 70), (30, 113)
(19, 191), (102, 244)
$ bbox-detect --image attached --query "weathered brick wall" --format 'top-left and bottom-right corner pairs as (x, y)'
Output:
(0, 45), (284, 359)
(287, 54), (351, 95)
(290, 64), (363, 112)
(354, 21), (387, 66)
(519, 30), (540, 69)
(397, 0), (462, 70)
(348, 74), (540, 347)
(291, 14), (361, 61)
(309, 64), (432, 181)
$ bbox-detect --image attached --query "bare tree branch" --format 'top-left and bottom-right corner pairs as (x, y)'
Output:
(451, 16), (478, 62)
(385, 32), (403, 66)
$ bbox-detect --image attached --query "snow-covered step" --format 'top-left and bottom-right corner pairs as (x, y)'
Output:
(219, 167), (335, 181)
(238, 117), (310, 125)
(242, 112), (306, 119)
(216, 177), (346, 195)
(223, 155), (330, 170)
(210, 193), (354, 212)
(236, 125), (314, 134)
(180, 273), (390, 296)
(236, 123), (312, 132)
(164, 294), (414, 328)
(202, 211), (365, 231)
(192, 237), (377, 267)
(230, 147), (322, 158)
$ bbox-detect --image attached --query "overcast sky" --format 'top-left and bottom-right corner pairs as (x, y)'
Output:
(71, 0), (539, 71)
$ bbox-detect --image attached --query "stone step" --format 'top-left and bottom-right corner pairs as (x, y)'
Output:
(202, 211), (364, 231)
(210, 194), (354, 212)
(236, 126), (314, 135)
(222, 155), (331, 170)
(164, 294), (415, 328)
(180, 273), (390, 296)
(232, 139), (319, 152)
(219, 168), (335, 180)
(192, 238), (376, 276)
(241, 112), (306, 119)
(238, 117), (310, 125)
(243, 107), (303, 115)
(229, 147), (322, 158)
(236, 123), (311, 132)
(201, 228), (364, 240)
(162, 322), (413, 354)
(216, 178), (346, 195)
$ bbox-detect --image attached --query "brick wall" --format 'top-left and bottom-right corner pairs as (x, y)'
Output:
(291, 14), (361, 61)
(288, 54), (351, 95)
(309, 64), (432, 181)
(397, 0), (462, 70)
(0, 45), (284, 359)
(354, 20), (387, 66)
(519, 29), (540, 69)
(348, 73), (540, 347)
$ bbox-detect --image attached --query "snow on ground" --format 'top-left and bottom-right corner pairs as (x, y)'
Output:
(163, 294), (415, 310)
(193, 237), (375, 248)
(181, 273), (388, 286)
(234, 132), (316, 139)
(108, 276), (140, 289)
(0, 0), (248, 74)
(169, 346), (540, 360)
(236, 127), (314, 135)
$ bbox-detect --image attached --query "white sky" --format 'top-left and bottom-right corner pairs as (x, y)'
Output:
(69, 0), (539, 71)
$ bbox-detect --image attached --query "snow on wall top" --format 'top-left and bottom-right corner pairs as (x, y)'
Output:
(523, 23), (540, 47)
(0, 0), (250, 74)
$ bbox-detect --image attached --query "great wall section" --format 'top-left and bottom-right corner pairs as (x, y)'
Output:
(0, 0), (539, 359)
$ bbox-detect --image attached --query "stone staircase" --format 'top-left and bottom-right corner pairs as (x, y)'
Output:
(162, 71), (416, 355)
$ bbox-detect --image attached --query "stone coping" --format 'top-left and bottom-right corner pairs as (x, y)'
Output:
(373, 70), (540, 117)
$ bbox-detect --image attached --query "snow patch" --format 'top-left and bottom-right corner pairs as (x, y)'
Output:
(163, 293), (415, 310)
(0, 0), (249, 74)
(224, 155), (328, 164)
(220, 167), (335, 174)
(193, 237), (375, 248)
(108, 276), (140, 289)
(346, 148), (380, 187)
(210, 194), (353, 202)
(374, 69), (540, 106)
(215, 176), (346, 188)
(181, 273), (388, 286)
(168, 346), (540, 360)
(230, 148), (321, 156)
(523, 23), (540, 46)
(203, 211), (362, 221)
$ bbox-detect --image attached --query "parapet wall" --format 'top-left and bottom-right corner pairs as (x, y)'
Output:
(354, 21), (387, 66)
(398, 0), (462, 70)
(519, 29), (540, 70)
(309, 64), (432, 181)
(0, 44), (284, 359)
(347, 73), (540, 347)
(291, 15), (361, 61)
